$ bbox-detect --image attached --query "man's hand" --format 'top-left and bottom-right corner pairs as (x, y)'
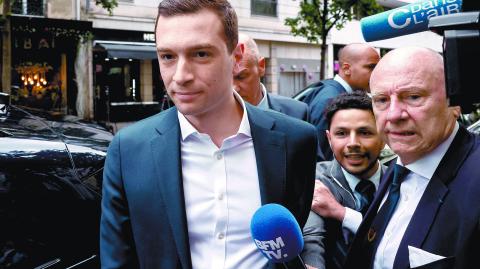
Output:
(311, 180), (346, 222)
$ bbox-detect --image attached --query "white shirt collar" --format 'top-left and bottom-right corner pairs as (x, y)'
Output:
(177, 89), (251, 141)
(341, 162), (382, 192)
(334, 74), (353, 93)
(256, 83), (269, 110)
(397, 122), (459, 179)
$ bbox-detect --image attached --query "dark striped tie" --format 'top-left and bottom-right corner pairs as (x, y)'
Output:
(362, 164), (410, 268)
(355, 180), (376, 216)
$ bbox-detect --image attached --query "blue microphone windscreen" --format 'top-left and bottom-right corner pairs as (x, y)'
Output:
(250, 203), (303, 263)
(361, 0), (462, 42)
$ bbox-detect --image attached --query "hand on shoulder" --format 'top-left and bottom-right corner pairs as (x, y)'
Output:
(311, 180), (346, 221)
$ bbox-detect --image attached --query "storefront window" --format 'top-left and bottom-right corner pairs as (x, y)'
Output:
(102, 59), (141, 103)
(12, 62), (62, 111)
(10, 16), (93, 117)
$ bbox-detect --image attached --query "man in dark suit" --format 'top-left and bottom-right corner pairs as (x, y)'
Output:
(301, 92), (386, 269)
(234, 33), (309, 121)
(100, 1), (317, 269)
(344, 47), (480, 269)
(303, 43), (380, 161)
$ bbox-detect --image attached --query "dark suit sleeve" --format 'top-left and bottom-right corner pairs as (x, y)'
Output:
(100, 134), (138, 269)
(305, 106), (311, 123)
(293, 124), (318, 229)
(301, 211), (327, 269)
(309, 94), (333, 162)
(308, 87), (344, 161)
(268, 93), (310, 122)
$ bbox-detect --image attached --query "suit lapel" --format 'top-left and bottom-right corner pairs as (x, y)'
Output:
(247, 104), (287, 205)
(150, 109), (192, 269)
(393, 127), (475, 269)
(393, 179), (448, 269)
(330, 160), (354, 195)
(266, 93), (284, 114)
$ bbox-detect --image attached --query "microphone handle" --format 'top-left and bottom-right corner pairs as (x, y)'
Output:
(297, 255), (307, 269)
(281, 255), (307, 269)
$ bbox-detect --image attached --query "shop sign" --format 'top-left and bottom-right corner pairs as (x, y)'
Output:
(143, 33), (155, 42)
(14, 35), (56, 50)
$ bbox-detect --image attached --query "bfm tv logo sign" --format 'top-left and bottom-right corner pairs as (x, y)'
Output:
(254, 237), (288, 260)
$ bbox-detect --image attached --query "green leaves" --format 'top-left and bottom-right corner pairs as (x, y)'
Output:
(95, 0), (118, 16)
(284, 0), (383, 78)
(285, 0), (383, 42)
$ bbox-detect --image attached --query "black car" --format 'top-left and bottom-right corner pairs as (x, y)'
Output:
(0, 93), (113, 269)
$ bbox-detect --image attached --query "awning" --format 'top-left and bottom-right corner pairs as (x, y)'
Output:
(95, 41), (157, 60)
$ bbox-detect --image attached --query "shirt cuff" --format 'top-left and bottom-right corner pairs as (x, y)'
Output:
(342, 207), (363, 234)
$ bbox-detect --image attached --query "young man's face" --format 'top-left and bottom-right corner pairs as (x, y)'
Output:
(155, 9), (241, 121)
(327, 109), (384, 179)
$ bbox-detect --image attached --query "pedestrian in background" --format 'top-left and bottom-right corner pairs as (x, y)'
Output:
(303, 43), (380, 161)
(234, 33), (309, 121)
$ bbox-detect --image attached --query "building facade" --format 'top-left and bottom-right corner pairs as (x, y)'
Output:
(1, 0), (93, 117)
(88, 0), (442, 115)
(2, 0), (442, 121)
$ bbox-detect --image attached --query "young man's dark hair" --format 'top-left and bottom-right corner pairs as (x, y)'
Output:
(324, 91), (373, 129)
(155, 0), (238, 53)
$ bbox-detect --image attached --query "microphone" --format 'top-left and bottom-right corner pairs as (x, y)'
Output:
(250, 203), (307, 269)
(360, 0), (462, 42)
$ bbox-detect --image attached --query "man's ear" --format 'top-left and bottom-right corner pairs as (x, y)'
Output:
(449, 105), (462, 119)
(258, 57), (266, 77)
(232, 43), (243, 75)
(326, 129), (332, 148)
(239, 43), (245, 54)
(342, 62), (351, 76)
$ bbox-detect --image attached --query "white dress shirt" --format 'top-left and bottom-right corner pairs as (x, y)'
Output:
(178, 90), (267, 269)
(342, 164), (382, 234)
(373, 122), (459, 269)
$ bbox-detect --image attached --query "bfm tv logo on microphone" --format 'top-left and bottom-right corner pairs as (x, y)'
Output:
(254, 237), (288, 260)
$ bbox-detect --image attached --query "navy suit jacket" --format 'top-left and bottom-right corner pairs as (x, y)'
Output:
(302, 160), (386, 269)
(302, 79), (347, 161)
(100, 104), (317, 269)
(344, 127), (480, 269)
(267, 93), (309, 122)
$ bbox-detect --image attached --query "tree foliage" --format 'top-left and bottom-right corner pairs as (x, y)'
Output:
(95, 0), (118, 15)
(285, 0), (383, 78)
